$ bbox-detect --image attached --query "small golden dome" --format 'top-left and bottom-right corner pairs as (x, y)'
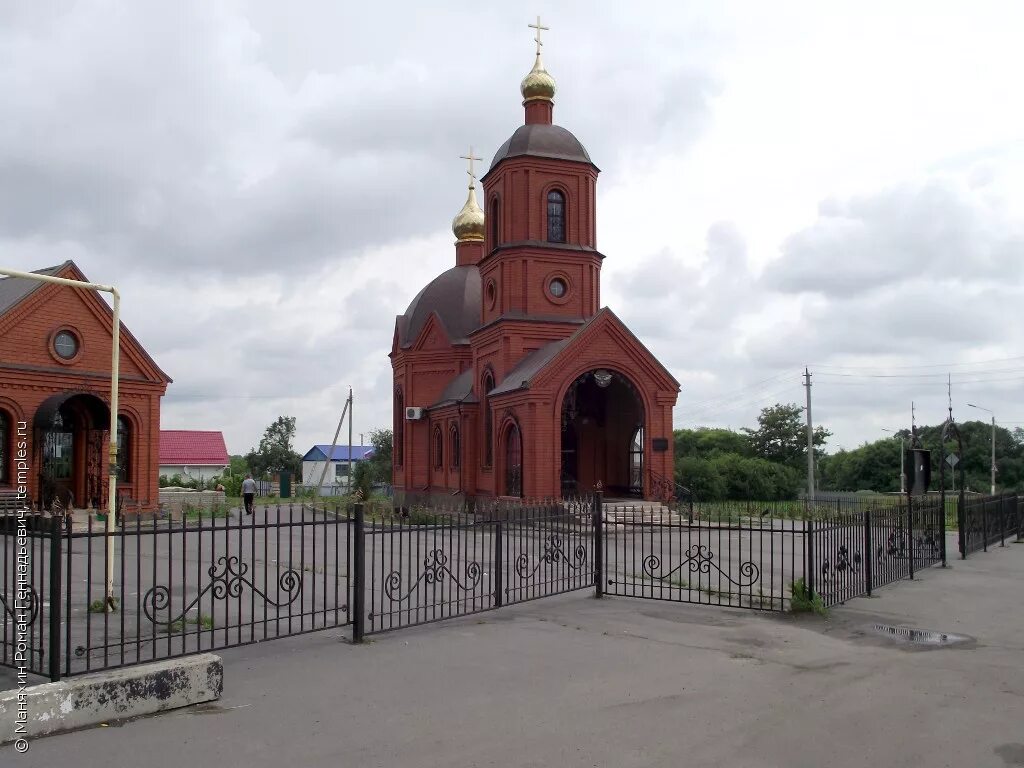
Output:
(520, 54), (556, 102)
(452, 183), (485, 242)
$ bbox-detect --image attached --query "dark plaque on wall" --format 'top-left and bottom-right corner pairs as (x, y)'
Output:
(652, 438), (669, 452)
(908, 448), (931, 496)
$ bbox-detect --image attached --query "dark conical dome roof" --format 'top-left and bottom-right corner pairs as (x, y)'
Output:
(488, 123), (593, 170)
(397, 266), (481, 348)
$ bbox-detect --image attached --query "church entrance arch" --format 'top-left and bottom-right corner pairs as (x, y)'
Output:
(560, 369), (645, 498)
(34, 393), (110, 510)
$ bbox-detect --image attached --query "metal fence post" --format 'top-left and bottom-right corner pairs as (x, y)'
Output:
(937, 496), (946, 567)
(982, 500), (988, 553)
(352, 503), (365, 644)
(863, 509), (873, 597)
(957, 493), (967, 560)
(48, 516), (63, 682)
(1000, 495), (1007, 547)
(907, 500), (915, 580)
(805, 518), (815, 599)
(493, 521), (504, 608)
(593, 491), (604, 599)
(1017, 495), (1023, 542)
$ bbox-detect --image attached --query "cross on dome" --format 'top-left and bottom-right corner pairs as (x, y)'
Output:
(528, 16), (549, 57)
(460, 146), (483, 188)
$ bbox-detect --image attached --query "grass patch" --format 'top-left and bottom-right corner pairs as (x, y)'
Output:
(87, 597), (118, 613)
(187, 613), (215, 630)
(789, 578), (827, 616)
(183, 502), (232, 519)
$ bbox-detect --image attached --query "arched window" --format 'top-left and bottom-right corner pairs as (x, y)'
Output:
(547, 190), (565, 243)
(504, 423), (523, 498)
(490, 197), (500, 247)
(432, 426), (444, 470)
(450, 424), (460, 469)
(483, 372), (495, 467)
(115, 416), (131, 483)
(0, 411), (9, 485)
(629, 426), (644, 496)
(394, 389), (404, 467)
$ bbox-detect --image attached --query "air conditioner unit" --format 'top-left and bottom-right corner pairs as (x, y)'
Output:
(405, 406), (425, 421)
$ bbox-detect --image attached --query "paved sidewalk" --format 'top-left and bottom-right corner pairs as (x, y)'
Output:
(5, 542), (1023, 768)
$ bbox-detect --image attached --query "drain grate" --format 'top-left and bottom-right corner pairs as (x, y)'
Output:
(869, 624), (970, 646)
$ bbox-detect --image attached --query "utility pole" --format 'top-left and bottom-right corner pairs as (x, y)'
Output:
(347, 387), (354, 492)
(967, 403), (997, 495)
(316, 396), (351, 492)
(804, 368), (815, 503)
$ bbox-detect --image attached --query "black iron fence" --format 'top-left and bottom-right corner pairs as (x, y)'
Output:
(3, 492), (1020, 681)
(959, 493), (1022, 556)
(358, 498), (593, 638)
(2, 504), (350, 681)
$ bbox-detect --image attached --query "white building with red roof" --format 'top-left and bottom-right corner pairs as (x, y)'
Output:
(159, 430), (230, 482)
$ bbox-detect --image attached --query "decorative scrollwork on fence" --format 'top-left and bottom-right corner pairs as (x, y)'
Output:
(0, 586), (39, 625)
(384, 549), (482, 603)
(514, 535), (587, 581)
(821, 545), (862, 582)
(643, 544), (760, 588)
(142, 555), (302, 628)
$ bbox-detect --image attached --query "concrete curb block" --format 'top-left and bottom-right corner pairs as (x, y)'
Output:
(0, 654), (223, 744)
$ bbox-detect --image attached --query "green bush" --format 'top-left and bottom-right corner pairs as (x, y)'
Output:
(789, 578), (827, 616)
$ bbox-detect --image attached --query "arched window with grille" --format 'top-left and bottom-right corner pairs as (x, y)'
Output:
(504, 423), (523, 497)
(547, 190), (565, 243)
(115, 416), (131, 483)
(394, 389), (404, 467)
(450, 424), (460, 469)
(483, 372), (495, 467)
(0, 410), (9, 485)
(432, 426), (444, 470)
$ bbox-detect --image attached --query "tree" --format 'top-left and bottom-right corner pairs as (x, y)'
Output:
(245, 416), (302, 478)
(743, 403), (831, 469)
(675, 428), (752, 460)
(352, 428), (393, 497)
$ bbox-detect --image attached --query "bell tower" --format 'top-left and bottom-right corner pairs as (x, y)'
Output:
(478, 18), (602, 328)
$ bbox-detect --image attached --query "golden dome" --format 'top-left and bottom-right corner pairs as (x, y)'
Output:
(520, 54), (556, 102)
(452, 183), (485, 242)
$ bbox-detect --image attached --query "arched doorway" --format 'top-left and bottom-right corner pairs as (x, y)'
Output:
(34, 393), (110, 510)
(560, 369), (645, 497)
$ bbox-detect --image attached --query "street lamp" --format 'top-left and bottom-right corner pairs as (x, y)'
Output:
(881, 428), (906, 494)
(966, 403), (996, 495)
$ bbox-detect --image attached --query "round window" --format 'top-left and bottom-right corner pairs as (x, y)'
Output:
(548, 278), (567, 298)
(53, 331), (79, 360)
(486, 279), (497, 308)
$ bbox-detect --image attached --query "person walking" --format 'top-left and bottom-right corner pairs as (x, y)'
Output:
(241, 473), (257, 515)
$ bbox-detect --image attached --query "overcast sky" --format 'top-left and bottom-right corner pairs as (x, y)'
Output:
(2, 1), (1023, 457)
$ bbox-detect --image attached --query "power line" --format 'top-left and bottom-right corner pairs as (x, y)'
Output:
(816, 367), (1024, 379)
(810, 354), (1024, 371)
(682, 370), (795, 410)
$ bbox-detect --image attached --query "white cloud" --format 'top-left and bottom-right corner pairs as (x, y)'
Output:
(2, 1), (1023, 456)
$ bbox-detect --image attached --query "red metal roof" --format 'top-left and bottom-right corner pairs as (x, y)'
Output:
(159, 430), (229, 466)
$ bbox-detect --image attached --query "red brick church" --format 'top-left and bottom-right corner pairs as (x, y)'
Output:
(391, 28), (679, 504)
(0, 261), (169, 510)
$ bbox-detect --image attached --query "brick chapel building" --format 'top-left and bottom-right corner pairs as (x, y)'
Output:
(0, 261), (170, 510)
(391, 36), (680, 505)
